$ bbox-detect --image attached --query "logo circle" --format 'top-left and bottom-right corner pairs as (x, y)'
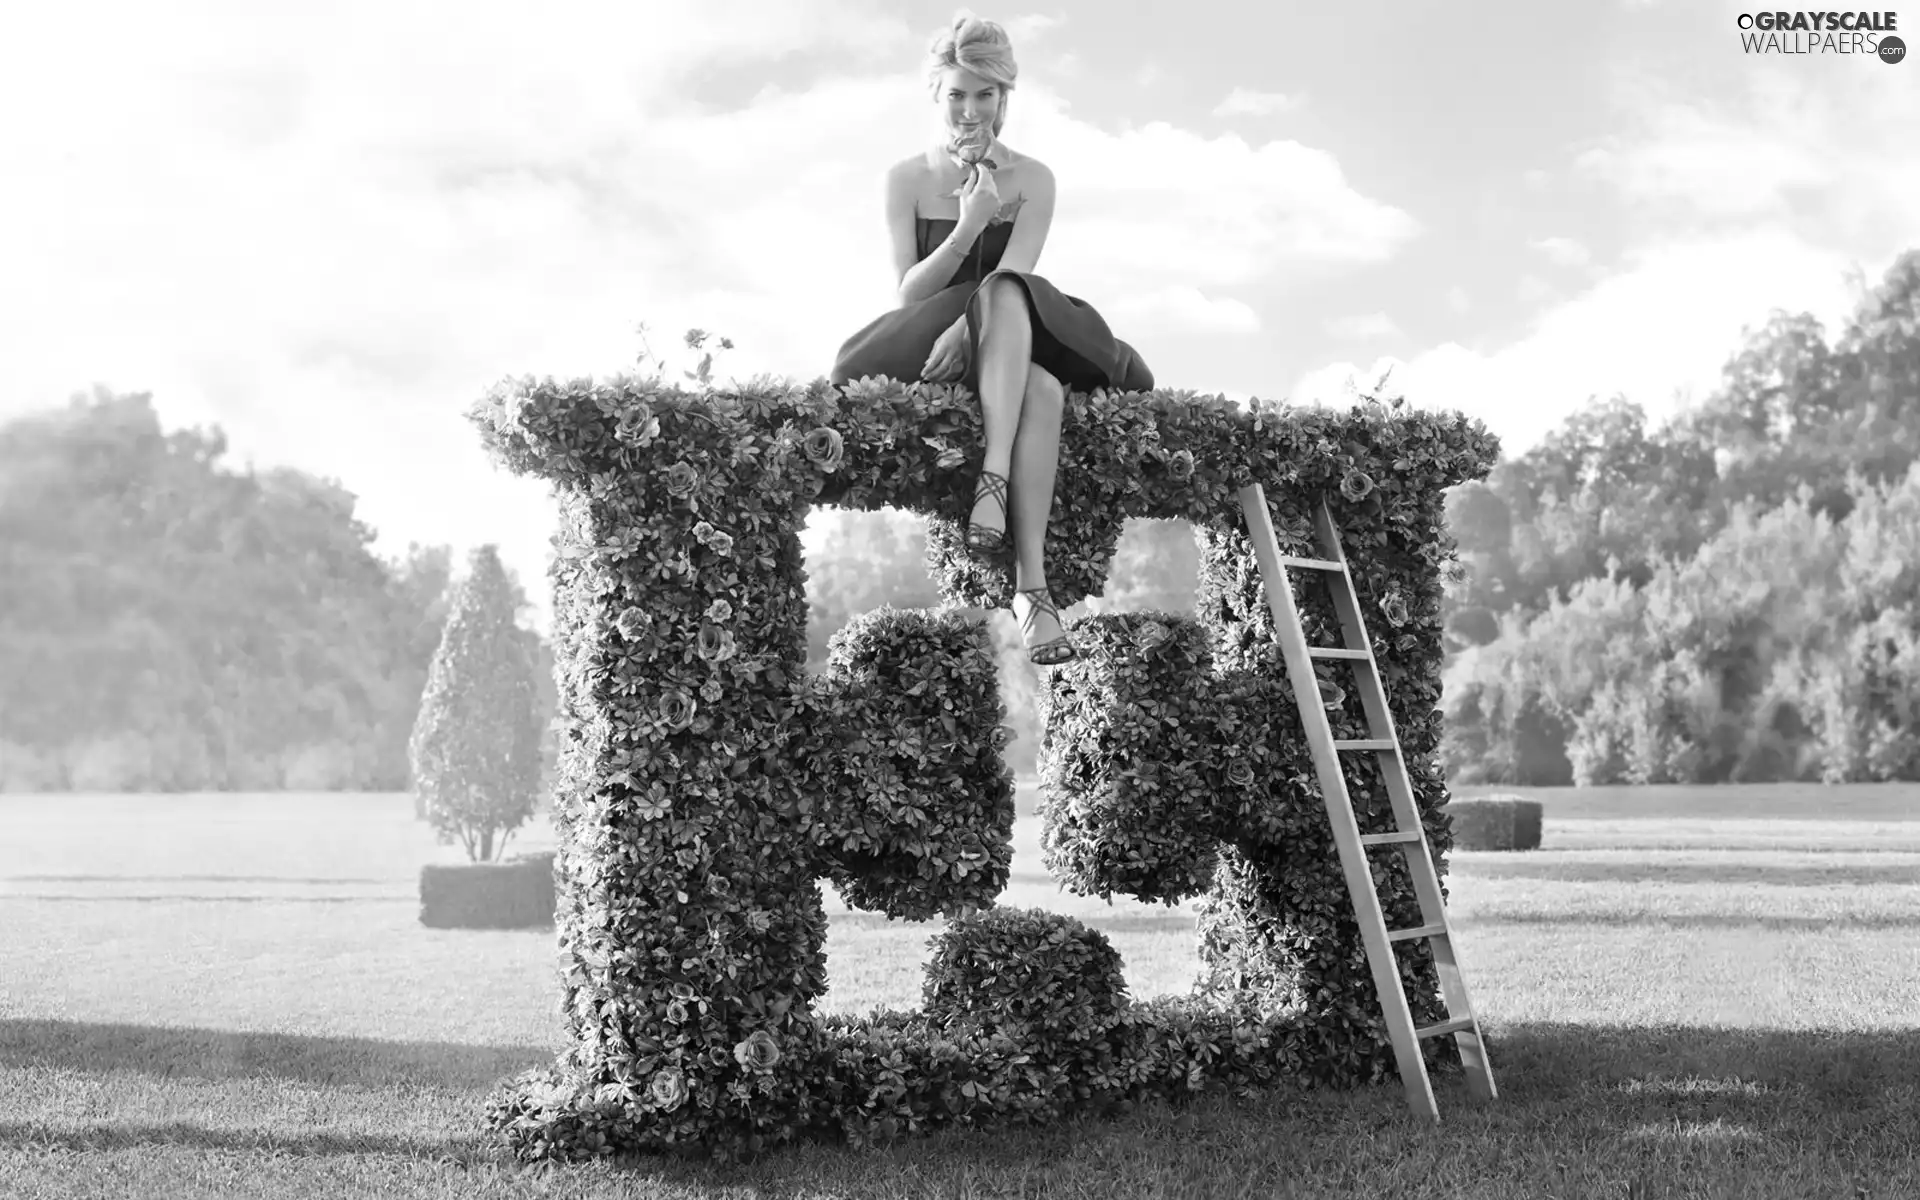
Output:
(1881, 35), (1907, 64)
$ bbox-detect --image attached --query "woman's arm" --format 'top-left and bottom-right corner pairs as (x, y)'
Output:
(986, 160), (1054, 276)
(912, 160), (1057, 324)
(925, 163), (1057, 340)
(890, 160), (987, 307)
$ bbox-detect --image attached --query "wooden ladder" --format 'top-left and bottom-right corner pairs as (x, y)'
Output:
(1237, 483), (1497, 1122)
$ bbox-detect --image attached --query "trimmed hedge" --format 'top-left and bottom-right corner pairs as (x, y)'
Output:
(466, 370), (1497, 1161)
(420, 851), (556, 929)
(1446, 795), (1544, 851)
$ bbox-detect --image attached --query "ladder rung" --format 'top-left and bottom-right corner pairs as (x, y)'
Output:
(1387, 923), (1449, 944)
(1332, 739), (1397, 752)
(1359, 831), (1423, 847)
(1308, 647), (1371, 660)
(1416, 1016), (1477, 1040)
(1278, 555), (1344, 573)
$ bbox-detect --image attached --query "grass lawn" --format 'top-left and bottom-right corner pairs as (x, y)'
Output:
(4, 782), (1920, 1197)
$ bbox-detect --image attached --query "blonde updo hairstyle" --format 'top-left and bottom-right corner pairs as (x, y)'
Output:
(925, 13), (1019, 137)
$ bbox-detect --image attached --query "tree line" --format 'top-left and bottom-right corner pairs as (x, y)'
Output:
(0, 387), (553, 792)
(1441, 249), (1920, 784)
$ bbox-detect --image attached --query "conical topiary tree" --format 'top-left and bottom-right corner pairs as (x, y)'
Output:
(408, 544), (544, 862)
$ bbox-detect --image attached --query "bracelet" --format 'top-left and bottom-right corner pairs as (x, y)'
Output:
(943, 231), (974, 255)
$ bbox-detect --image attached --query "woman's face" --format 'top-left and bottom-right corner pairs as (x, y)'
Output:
(937, 65), (1004, 139)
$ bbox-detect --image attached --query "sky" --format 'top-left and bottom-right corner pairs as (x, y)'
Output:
(5, 0), (1916, 628)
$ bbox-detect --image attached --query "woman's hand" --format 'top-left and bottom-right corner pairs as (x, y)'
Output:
(921, 318), (970, 383)
(956, 164), (999, 233)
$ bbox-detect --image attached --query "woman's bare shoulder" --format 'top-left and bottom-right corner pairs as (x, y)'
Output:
(886, 153), (934, 211)
(999, 145), (1042, 171)
(886, 146), (1049, 222)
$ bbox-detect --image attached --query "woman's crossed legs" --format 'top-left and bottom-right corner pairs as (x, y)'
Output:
(965, 273), (1075, 665)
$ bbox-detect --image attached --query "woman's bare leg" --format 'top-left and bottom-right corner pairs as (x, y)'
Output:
(1010, 363), (1067, 644)
(967, 275), (1031, 546)
(971, 275), (1069, 652)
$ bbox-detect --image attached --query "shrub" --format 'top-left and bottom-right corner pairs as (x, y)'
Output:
(409, 545), (545, 862)
(1445, 794), (1544, 851)
(467, 370), (1497, 1162)
(1445, 605), (1500, 648)
(924, 906), (1130, 1042)
(420, 852), (556, 928)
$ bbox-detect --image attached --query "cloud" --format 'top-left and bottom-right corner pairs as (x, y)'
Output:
(1104, 286), (1261, 335)
(1324, 312), (1401, 339)
(1444, 285), (1472, 314)
(1530, 236), (1592, 268)
(1575, 104), (1829, 221)
(1394, 7), (1919, 463)
(0, 0), (915, 614)
(1296, 230), (1864, 458)
(1008, 120), (1418, 296)
(1212, 88), (1302, 118)
(1576, 37), (1920, 243)
(0, 0), (1425, 633)
(1002, 14), (1065, 41)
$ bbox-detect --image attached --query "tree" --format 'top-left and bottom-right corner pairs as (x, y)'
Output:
(0, 388), (477, 792)
(1441, 480), (1516, 621)
(408, 545), (545, 861)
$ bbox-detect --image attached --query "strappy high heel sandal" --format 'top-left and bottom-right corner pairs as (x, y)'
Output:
(1016, 586), (1078, 666)
(965, 469), (1010, 557)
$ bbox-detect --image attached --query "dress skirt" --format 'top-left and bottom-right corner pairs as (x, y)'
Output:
(829, 216), (1154, 396)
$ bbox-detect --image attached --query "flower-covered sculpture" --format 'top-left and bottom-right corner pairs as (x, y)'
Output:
(471, 370), (1498, 1162)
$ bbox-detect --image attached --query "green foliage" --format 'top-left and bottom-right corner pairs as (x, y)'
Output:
(1038, 615), (1240, 905)
(923, 907), (1129, 1042)
(1440, 638), (1574, 786)
(408, 545), (545, 862)
(0, 388), (480, 792)
(1800, 467), (1920, 782)
(1448, 465), (1920, 787)
(1441, 248), (1920, 784)
(802, 606), (1017, 921)
(464, 366), (1495, 1162)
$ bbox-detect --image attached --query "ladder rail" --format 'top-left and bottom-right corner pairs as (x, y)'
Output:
(1236, 483), (1439, 1122)
(1235, 483), (1498, 1121)
(1309, 499), (1497, 1102)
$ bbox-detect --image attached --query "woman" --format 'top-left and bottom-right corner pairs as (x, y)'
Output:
(829, 14), (1155, 667)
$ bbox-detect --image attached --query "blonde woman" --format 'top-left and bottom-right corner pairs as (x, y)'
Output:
(830, 13), (1155, 667)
